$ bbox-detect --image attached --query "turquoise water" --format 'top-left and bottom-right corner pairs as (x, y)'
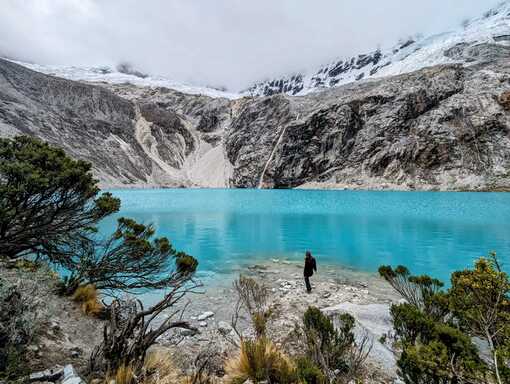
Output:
(102, 189), (510, 284)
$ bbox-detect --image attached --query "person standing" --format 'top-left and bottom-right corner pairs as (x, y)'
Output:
(304, 251), (317, 293)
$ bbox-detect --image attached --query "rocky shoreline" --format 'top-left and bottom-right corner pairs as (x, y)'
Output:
(3, 259), (401, 383)
(155, 260), (400, 382)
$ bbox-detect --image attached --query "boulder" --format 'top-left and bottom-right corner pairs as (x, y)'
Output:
(61, 365), (86, 384)
(323, 303), (397, 377)
(29, 366), (64, 382)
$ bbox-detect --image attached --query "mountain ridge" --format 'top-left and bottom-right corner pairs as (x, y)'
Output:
(1, 54), (509, 191)
(245, 1), (510, 96)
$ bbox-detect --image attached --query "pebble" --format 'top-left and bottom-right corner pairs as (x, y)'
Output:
(180, 328), (195, 337)
(199, 321), (208, 327)
(197, 311), (214, 321)
(217, 321), (233, 335)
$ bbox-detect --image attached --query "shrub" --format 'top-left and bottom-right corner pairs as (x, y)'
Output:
(302, 307), (355, 378)
(225, 337), (297, 384)
(0, 279), (40, 381)
(378, 265), (445, 316)
(89, 252), (199, 378)
(61, 218), (198, 296)
(449, 254), (510, 383)
(381, 255), (509, 384)
(396, 321), (484, 384)
(232, 276), (272, 340)
(295, 356), (327, 384)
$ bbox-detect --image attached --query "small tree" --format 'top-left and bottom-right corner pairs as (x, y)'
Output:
(0, 136), (119, 260)
(58, 217), (196, 296)
(0, 136), (195, 298)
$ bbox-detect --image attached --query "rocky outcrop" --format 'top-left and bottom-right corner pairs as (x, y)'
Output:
(0, 54), (509, 191)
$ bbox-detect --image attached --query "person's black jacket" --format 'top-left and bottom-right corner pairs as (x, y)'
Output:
(304, 256), (317, 277)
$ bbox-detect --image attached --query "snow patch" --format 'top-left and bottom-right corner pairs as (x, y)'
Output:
(7, 60), (241, 100)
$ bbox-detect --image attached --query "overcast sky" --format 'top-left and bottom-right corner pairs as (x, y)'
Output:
(0, 0), (502, 90)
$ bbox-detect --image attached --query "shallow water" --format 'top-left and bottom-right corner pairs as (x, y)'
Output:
(103, 189), (510, 285)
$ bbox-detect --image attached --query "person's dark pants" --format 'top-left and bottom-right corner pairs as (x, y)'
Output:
(304, 275), (312, 292)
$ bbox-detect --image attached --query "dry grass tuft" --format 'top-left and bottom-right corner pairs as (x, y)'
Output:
(499, 90), (510, 110)
(225, 337), (297, 384)
(72, 284), (104, 317)
(109, 363), (136, 384)
(141, 351), (181, 384)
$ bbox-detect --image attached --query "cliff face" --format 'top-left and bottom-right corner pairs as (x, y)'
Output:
(0, 56), (509, 191)
(233, 62), (510, 190)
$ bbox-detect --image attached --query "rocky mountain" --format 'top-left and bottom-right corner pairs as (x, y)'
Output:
(0, 3), (509, 191)
(1, 48), (509, 191)
(246, 1), (510, 96)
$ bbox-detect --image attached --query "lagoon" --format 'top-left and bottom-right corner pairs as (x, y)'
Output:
(103, 189), (510, 284)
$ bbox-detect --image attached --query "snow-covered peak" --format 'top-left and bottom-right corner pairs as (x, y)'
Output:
(245, 1), (510, 97)
(7, 60), (241, 100)
(5, 2), (510, 100)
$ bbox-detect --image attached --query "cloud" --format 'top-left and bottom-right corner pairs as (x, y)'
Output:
(0, 0), (502, 90)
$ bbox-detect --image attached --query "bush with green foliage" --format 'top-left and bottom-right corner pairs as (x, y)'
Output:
(295, 356), (327, 384)
(379, 253), (510, 384)
(301, 307), (367, 383)
(58, 217), (198, 296)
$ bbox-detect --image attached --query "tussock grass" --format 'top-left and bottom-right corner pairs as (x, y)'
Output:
(104, 351), (183, 384)
(106, 363), (135, 384)
(72, 284), (104, 317)
(225, 337), (297, 384)
(142, 351), (181, 384)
